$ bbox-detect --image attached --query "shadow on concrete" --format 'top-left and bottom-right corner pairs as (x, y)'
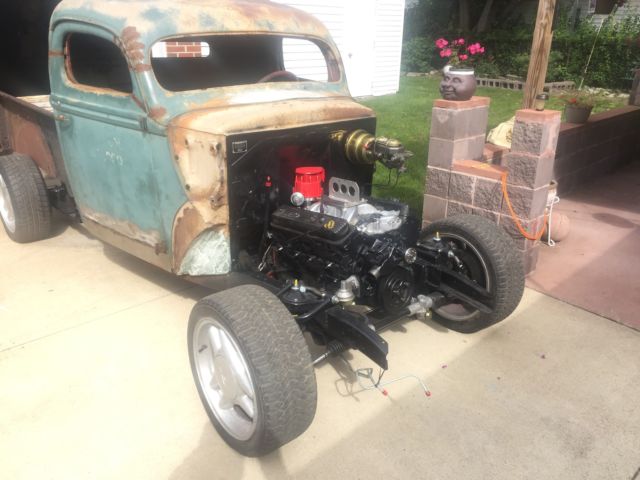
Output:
(49, 208), (72, 238)
(167, 424), (248, 480)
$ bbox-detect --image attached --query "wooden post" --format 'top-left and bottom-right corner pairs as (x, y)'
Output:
(522, 0), (557, 109)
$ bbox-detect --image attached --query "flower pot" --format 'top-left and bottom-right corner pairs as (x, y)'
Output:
(564, 105), (593, 124)
(440, 65), (477, 101)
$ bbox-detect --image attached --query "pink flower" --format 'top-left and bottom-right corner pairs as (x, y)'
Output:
(467, 42), (485, 55)
(435, 38), (449, 49)
(457, 38), (465, 45)
(459, 54), (469, 61)
(440, 48), (452, 58)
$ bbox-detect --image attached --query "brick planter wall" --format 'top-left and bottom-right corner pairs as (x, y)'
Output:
(553, 106), (640, 195)
(423, 97), (640, 274)
(423, 98), (561, 275)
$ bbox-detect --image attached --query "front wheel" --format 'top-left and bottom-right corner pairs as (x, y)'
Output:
(420, 214), (524, 333)
(188, 285), (317, 457)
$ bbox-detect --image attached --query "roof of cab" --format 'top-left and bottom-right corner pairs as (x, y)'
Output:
(51, 0), (334, 45)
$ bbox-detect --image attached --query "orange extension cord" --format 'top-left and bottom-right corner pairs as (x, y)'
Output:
(500, 171), (548, 241)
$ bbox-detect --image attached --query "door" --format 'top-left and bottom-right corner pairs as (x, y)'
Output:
(50, 25), (168, 259)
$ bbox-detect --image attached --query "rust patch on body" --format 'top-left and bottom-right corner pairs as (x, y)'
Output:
(5, 109), (57, 178)
(82, 207), (164, 249)
(121, 26), (140, 43)
(121, 26), (147, 69)
(168, 127), (230, 270)
(57, 0), (335, 44)
(149, 106), (167, 120)
(172, 205), (205, 269)
(169, 127), (228, 201)
(232, 1), (320, 32)
(173, 98), (375, 135)
(134, 64), (152, 72)
(172, 202), (230, 272)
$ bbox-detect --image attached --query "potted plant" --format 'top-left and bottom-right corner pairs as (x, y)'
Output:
(436, 38), (485, 101)
(561, 91), (595, 124)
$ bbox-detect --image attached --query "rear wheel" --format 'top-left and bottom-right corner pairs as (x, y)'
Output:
(0, 153), (51, 243)
(420, 214), (524, 333)
(188, 285), (317, 457)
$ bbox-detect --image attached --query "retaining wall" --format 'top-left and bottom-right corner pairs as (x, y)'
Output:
(553, 106), (640, 195)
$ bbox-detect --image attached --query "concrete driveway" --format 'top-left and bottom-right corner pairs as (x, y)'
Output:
(1, 220), (639, 480)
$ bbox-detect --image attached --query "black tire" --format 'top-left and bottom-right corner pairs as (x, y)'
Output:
(421, 214), (524, 333)
(0, 153), (51, 243)
(188, 285), (317, 457)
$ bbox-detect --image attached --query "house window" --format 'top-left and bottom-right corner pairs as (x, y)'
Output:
(593, 0), (617, 14)
(65, 33), (133, 94)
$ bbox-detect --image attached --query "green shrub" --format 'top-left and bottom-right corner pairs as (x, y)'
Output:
(402, 9), (640, 89)
(401, 37), (446, 72)
(473, 57), (501, 77)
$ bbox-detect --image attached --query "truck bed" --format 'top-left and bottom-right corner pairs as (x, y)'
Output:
(0, 90), (63, 182)
(19, 95), (54, 113)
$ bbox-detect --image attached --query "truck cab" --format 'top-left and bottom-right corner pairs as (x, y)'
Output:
(43, 0), (376, 276)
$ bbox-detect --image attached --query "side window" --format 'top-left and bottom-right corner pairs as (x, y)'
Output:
(65, 33), (133, 94)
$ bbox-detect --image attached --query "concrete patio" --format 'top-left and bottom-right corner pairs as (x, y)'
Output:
(1, 221), (639, 479)
(528, 160), (640, 331)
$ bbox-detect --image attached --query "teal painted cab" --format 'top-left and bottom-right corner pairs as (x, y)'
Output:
(47, 0), (362, 277)
(49, 20), (189, 270)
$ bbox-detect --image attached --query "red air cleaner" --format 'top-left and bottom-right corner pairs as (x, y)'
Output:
(294, 166), (325, 199)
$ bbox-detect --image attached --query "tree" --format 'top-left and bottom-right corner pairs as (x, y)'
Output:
(404, 0), (528, 39)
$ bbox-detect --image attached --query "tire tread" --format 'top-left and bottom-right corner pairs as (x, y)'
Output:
(188, 285), (317, 456)
(0, 153), (51, 243)
(422, 214), (525, 333)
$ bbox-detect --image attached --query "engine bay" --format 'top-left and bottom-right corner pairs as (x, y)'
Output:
(225, 125), (501, 370)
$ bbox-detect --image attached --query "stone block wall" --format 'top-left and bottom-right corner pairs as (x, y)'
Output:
(553, 106), (640, 195)
(423, 98), (561, 274)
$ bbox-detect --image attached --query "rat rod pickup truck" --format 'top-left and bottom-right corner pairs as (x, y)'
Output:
(0, 0), (524, 456)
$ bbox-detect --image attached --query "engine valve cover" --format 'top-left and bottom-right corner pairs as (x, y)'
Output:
(271, 206), (351, 242)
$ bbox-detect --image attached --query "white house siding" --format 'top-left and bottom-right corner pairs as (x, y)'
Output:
(274, 0), (406, 97)
(282, 38), (329, 82)
(372, 0), (406, 96)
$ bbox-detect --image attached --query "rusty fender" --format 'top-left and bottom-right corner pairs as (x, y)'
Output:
(169, 127), (231, 275)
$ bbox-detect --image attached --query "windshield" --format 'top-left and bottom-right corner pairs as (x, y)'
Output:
(151, 34), (341, 92)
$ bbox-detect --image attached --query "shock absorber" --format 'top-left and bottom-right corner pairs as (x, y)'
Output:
(312, 340), (346, 366)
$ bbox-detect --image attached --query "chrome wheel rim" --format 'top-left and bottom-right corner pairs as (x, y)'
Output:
(0, 174), (16, 233)
(433, 233), (491, 322)
(193, 317), (258, 441)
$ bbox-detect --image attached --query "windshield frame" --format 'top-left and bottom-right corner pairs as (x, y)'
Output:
(149, 32), (345, 96)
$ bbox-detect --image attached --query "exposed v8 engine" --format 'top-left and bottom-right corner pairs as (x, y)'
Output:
(270, 171), (418, 316)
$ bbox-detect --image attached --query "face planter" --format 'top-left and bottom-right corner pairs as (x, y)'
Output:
(440, 66), (477, 101)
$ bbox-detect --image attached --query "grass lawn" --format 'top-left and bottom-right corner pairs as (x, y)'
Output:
(360, 75), (626, 215)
